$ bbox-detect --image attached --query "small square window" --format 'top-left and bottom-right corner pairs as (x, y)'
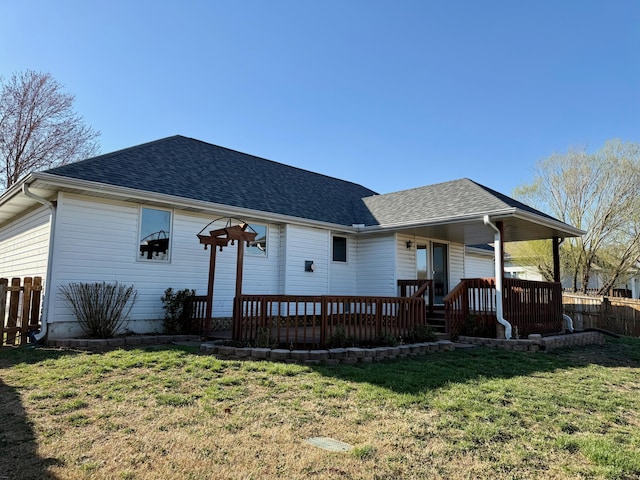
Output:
(139, 207), (171, 261)
(246, 224), (267, 256)
(333, 236), (347, 262)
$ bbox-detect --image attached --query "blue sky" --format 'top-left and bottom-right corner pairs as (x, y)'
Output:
(1, 1), (638, 196)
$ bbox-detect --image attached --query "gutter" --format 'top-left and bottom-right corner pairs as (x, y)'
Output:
(30, 172), (361, 234)
(21, 183), (56, 342)
(483, 215), (513, 339)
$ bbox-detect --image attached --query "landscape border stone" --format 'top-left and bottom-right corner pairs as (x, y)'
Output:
(46, 332), (606, 364)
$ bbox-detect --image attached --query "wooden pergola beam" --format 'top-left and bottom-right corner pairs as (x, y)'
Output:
(197, 221), (258, 338)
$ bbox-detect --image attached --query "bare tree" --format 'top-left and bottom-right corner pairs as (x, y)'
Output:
(0, 70), (100, 190)
(515, 140), (640, 294)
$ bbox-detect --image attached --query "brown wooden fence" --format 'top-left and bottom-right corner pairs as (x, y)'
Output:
(1, 277), (43, 347)
(563, 294), (640, 337)
(234, 294), (426, 347)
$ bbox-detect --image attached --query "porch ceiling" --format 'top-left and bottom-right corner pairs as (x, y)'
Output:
(363, 211), (584, 245)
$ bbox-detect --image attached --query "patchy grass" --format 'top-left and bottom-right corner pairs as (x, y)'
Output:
(0, 338), (639, 479)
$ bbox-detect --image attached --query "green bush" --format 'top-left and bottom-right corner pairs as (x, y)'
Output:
(254, 327), (278, 349)
(372, 333), (400, 347)
(409, 323), (438, 342)
(327, 324), (359, 348)
(59, 282), (137, 338)
(161, 288), (196, 334)
(461, 314), (492, 337)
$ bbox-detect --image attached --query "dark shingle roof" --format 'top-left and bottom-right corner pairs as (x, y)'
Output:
(362, 178), (559, 225)
(44, 136), (564, 232)
(45, 136), (379, 226)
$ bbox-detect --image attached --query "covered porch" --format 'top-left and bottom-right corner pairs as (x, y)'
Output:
(193, 195), (583, 346)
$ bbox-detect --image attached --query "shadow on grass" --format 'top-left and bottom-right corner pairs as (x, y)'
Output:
(310, 337), (640, 396)
(0, 378), (61, 479)
(0, 344), (83, 369)
(0, 346), (81, 479)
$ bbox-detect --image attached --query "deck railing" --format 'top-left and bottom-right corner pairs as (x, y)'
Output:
(444, 278), (563, 339)
(234, 294), (426, 347)
(187, 295), (208, 334)
(398, 279), (434, 316)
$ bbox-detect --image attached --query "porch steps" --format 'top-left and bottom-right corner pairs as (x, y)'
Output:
(427, 307), (447, 336)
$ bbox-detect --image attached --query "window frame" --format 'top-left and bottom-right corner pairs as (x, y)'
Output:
(245, 223), (268, 257)
(332, 235), (347, 263)
(137, 206), (173, 263)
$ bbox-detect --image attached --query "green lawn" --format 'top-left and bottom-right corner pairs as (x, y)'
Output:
(1, 337), (639, 479)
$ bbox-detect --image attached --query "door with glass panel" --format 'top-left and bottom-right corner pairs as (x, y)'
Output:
(432, 243), (449, 304)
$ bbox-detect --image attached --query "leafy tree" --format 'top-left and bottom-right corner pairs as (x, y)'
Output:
(0, 70), (100, 190)
(515, 140), (640, 294)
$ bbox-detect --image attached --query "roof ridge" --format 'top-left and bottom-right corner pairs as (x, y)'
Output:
(46, 135), (185, 173)
(367, 178), (474, 198)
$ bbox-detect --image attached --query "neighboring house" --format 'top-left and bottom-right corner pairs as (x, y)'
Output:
(506, 256), (640, 299)
(464, 244), (496, 278)
(0, 135), (584, 339)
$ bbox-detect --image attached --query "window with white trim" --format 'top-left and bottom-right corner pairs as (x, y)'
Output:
(332, 236), (347, 262)
(245, 224), (267, 256)
(138, 207), (172, 261)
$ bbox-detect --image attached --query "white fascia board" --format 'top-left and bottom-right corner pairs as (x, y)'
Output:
(0, 174), (34, 207)
(356, 208), (518, 234)
(30, 172), (360, 233)
(357, 207), (584, 239)
(507, 210), (585, 238)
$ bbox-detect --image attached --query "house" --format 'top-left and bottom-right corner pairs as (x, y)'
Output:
(505, 251), (640, 299)
(0, 135), (584, 341)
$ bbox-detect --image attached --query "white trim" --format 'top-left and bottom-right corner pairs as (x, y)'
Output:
(28, 173), (362, 234)
(136, 205), (173, 263)
(331, 234), (348, 263)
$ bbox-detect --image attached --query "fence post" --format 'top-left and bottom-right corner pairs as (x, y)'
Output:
(30, 277), (43, 332)
(20, 277), (33, 344)
(6, 278), (21, 345)
(0, 278), (7, 346)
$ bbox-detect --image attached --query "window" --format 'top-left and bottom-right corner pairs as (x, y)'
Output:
(138, 207), (171, 261)
(332, 236), (347, 262)
(245, 224), (267, 256)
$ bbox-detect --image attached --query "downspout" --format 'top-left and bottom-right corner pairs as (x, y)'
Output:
(562, 314), (574, 333)
(22, 183), (56, 342)
(483, 215), (512, 339)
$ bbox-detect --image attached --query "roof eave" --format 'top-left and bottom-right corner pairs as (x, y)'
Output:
(499, 209), (585, 238)
(358, 208), (519, 233)
(356, 207), (584, 242)
(27, 172), (361, 233)
(0, 173), (35, 207)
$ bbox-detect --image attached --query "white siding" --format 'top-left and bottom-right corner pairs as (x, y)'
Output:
(449, 242), (465, 289)
(329, 233), (357, 295)
(396, 234), (416, 282)
(47, 193), (281, 338)
(0, 206), (50, 282)
(283, 225), (329, 295)
(465, 252), (495, 278)
(356, 234), (396, 296)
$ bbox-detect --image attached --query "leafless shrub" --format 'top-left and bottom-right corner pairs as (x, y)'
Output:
(59, 282), (137, 338)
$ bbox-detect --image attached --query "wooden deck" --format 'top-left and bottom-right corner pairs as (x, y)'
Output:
(193, 278), (563, 345)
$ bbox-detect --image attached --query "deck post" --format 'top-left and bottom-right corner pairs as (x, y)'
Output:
(552, 237), (561, 283)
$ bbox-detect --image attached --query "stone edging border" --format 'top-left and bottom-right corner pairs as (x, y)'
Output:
(458, 331), (605, 352)
(47, 334), (202, 350)
(45, 331), (605, 361)
(201, 340), (457, 365)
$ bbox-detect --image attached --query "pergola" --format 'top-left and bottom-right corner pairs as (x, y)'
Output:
(197, 221), (257, 334)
